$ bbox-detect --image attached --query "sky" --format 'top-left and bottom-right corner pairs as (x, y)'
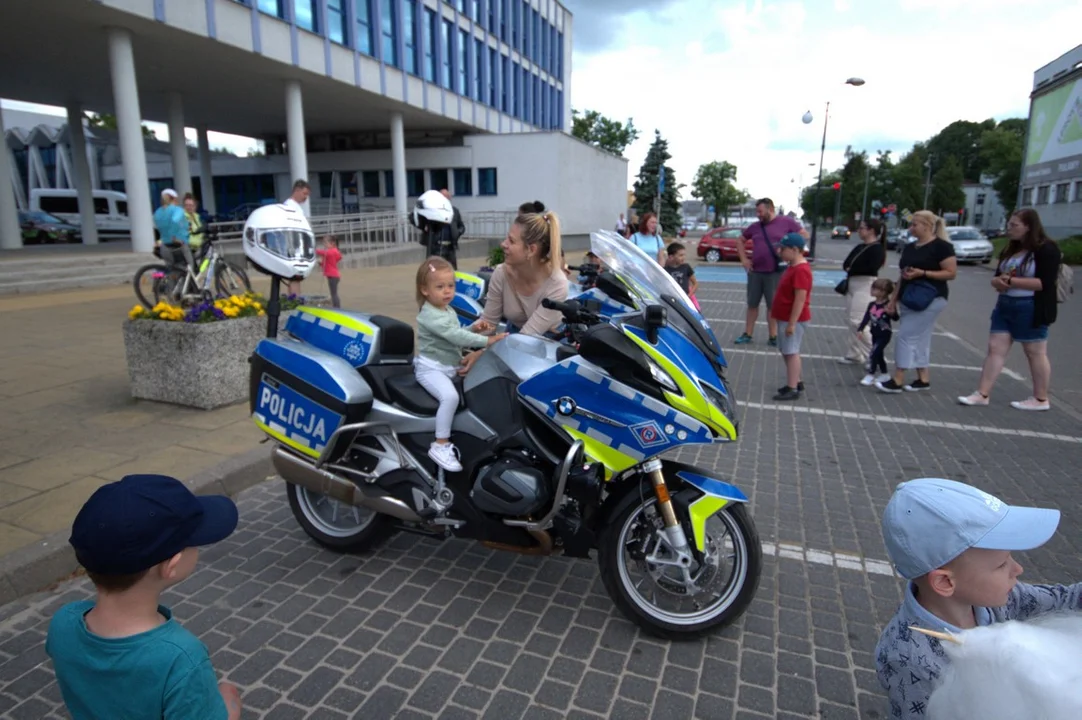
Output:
(4, 0), (1081, 213)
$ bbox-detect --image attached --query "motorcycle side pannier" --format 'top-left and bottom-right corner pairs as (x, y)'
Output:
(249, 337), (373, 462)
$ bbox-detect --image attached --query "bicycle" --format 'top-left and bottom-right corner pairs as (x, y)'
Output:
(133, 235), (252, 309)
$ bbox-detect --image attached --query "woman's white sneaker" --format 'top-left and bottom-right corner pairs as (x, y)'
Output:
(860, 374), (876, 386)
(1010, 397), (1050, 411)
(428, 442), (463, 471)
(958, 392), (989, 406)
(875, 373), (891, 383)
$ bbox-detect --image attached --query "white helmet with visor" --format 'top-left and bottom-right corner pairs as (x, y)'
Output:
(243, 203), (316, 279)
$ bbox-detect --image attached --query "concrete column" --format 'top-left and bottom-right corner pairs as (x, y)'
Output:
(87, 143), (100, 189)
(390, 112), (407, 215)
(107, 27), (154, 253)
(284, 80), (309, 216)
(196, 125), (216, 215)
(167, 93), (192, 199)
(65, 105), (100, 245)
(0, 111), (22, 249)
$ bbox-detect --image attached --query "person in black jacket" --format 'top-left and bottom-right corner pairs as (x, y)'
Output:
(958, 209), (1062, 411)
(840, 218), (888, 366)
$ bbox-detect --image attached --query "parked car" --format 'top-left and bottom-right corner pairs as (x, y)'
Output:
(831, 225), (851, 239)
(946, 226), (994, 264)
(696, 222), (710, 232)
(18, 211), (81, 244)
(885, 228), (904, 250)
(697, 226), (752, 262)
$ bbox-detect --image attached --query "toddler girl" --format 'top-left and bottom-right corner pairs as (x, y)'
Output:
(857, 278), (899, 386)
(415, 257), (506, 471)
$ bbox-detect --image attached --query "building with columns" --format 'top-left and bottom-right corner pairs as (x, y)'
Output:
(0, 0), (627, 252)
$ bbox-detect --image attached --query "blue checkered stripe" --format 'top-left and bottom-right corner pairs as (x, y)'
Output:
(518, 356), (714, 462)
(286, 312), (375, 368)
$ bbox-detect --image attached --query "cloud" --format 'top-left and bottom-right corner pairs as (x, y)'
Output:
(561, 0), (685, 53)
(569, 0), (1082, 212)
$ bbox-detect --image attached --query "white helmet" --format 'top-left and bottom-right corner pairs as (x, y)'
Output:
(243, 203), (316, 279)
(413, 189), (453, 227)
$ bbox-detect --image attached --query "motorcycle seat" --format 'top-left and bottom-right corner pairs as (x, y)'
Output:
(385, 371), (465, 416)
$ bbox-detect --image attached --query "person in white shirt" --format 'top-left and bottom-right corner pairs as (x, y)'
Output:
(283, 179), (310, 296)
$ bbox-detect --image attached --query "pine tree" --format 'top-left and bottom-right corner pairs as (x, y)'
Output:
(633, 131), (682, 234)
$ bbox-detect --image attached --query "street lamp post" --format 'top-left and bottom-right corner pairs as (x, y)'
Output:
(803, 77), (865, 261)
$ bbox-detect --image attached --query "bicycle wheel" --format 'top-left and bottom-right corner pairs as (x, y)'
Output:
(132, 263), (172, 309)
(215, 261), (252, 298)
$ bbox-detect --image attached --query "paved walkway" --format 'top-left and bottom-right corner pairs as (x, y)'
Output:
(0, 256), (487, 561)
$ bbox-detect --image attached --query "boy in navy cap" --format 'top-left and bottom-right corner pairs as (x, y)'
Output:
(770, 232), (812, 401)
(46, 474), (242, 720)
(875, 478), (1082, 719)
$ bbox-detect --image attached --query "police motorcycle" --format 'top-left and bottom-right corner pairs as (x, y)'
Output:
(244, 204), (761, 638)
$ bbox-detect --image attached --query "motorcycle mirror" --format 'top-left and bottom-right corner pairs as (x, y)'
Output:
(644, 304), (668, 344)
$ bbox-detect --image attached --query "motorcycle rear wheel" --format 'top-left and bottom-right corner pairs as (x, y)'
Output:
(286, 482), (390, 552)
(598, 491), (761, 640)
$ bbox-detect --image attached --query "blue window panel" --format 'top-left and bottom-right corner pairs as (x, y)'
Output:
(500, 0), (508, 42)
(524, 71), (531, 123)
(556, 30), (562, 78)
(362, 171), (380, 198)
(327, 0), (347, 44)
(540, 15), (547, 73)
(511, 0), (519, 49)
(520, 1), (529, 58)
(557, 88), (563, 129)
(431, 169), (449, 192)
(294, 0), (317, 31)
(458, 29), (468, 95)
(454, 0), (465, 11)
(423, 8), (437, 81)
(488, 47), (498, 106)
(532, 8), (539, 65)
(403, 0), (418, 74)
(512, 63), (520, 118)
(453, 168), (472, 196)
(259, 0), (283, 18)
(540, 78), (547, 128)
(406, 169), (425, 196)
(478, 168), (497, 196)
(474, 38), (485, 102)
(501, 55), (510, 113)
(488, 0), (496, 34)
(384, 170), (394, 197)
(441, 19), (453, 89)
(471, 0), (481, 23)
(355, 0), (373, 55)
(380, 0), (397, 67)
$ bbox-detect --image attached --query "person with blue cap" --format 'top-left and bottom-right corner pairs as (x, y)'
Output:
(45, 474), (242, 720)
(770, 232), (813, 400)
(875, 477), (1082, 719)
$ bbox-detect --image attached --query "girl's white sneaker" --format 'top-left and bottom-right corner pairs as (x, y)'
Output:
(428, 442), (463, 471)
(958, 392), (990, 406)
(1011, 397), (1050, 411)
(860, 374), (876, 386)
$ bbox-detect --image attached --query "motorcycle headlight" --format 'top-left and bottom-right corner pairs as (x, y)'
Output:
(702, 381), (737, 426)
(646, 359), (679, 393)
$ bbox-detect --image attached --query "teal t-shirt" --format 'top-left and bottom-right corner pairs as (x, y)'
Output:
(153, 204), (189, 245)
(46, 600), (227, 720)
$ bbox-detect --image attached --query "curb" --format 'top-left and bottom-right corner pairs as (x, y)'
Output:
(0, 445), (275, 607)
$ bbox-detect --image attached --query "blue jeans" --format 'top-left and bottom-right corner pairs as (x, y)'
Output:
(989, 295), (1048, 343)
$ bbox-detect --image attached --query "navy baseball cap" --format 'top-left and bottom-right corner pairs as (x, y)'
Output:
(71, 474), (239, 575)
(882, 478), (1060, 580)
(779, 232), (806, 248)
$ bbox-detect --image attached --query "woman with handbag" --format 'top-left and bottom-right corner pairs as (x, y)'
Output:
(876, 210), (957, 394)
(837, 218), (887, 366)
(958, 209), (1061, 411)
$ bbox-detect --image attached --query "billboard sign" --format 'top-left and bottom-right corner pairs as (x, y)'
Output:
(1024, 75), (1082, 184)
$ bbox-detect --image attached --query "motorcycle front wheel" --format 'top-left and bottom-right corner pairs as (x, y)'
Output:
(598, 491), (761, 640)
(286, 482), (390, 552)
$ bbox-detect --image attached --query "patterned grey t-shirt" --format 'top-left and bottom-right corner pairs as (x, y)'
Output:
(875, 580), (1082, 718)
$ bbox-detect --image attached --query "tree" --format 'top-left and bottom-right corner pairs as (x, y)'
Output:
(632, 131), (682, 234)
(891, 150), (927, 212)
(926, 119), (996, 183)
(928, 155), (965, 216)
(570, 109), (640, 157)
(798, 171), (841, 221)
(85, 112), (157, 139)
(980, 118), (1026, 215)
(690, 161), (747, 226)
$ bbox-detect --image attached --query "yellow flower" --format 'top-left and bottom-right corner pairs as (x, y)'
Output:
(253, 302), (262, 310)
(258, 310), (266, 316)
(223, 306), (239, 318)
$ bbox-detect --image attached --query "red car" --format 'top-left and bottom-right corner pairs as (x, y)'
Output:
(697, 226), (753, 262)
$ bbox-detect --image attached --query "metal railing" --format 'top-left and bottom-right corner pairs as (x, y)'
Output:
(210, 209), (515, 260)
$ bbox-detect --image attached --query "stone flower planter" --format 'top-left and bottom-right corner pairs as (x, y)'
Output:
(123, 315), (272, 410)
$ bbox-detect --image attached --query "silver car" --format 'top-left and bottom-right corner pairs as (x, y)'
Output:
(947, 226), (994, 264)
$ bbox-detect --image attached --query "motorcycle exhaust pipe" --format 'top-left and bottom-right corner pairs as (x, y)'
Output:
(271, 446), (423, 523)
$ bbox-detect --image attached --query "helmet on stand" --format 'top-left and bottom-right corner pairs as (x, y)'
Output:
(413, 189), (453, 227)
(242, 203), (316, 279)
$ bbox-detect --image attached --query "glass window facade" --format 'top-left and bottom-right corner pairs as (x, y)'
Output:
(441, 19), (453, 89)
(478, 168), (497, 196)
(403, 0), (418, 74)
(458, 29), (468, 95)
(381, 0), (397, 67)
(327, 0), (346, 44)
(453, 168), (473, 196)
(423, 8), (437, 82)
(355, 0), (373, 55)
(294, 0), (316, 31)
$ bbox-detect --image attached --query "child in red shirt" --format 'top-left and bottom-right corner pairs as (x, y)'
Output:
(770, 233), (812, 401)
(316, 235), (343, 308)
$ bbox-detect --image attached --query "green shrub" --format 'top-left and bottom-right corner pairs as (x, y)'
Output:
(487, 246), (505, 267)
(991, 235), (1081, 265)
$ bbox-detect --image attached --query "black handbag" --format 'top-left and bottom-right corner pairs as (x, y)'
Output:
(835, 244), (872, 295)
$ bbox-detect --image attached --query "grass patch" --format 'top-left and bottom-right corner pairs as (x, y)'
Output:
(991, 235), (1082, 265)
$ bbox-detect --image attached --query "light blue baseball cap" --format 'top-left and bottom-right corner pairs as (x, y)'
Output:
(882, 478), (1061, 580)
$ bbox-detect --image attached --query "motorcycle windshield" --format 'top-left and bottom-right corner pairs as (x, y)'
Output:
(590, 230), (724, 362)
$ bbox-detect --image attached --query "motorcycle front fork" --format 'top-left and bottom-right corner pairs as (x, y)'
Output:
(643, 459), (694, 560)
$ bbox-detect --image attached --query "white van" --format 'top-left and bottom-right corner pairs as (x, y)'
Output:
(29, 189), (131, 237)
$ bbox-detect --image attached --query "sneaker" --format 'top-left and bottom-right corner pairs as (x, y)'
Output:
(428, 442), (463, 472)
(837, 357), (861, 365)
(860, 374), (876, 386)
(734, 333), (753, 345)
(777, 381), (805, 394)
(1010, 397), (1050, 412)
(876, 379), (904, 394)
(768, 336), (779, 347)
(875, 373), (892, 383)
(904, 380), (931, 392)
(773, 386), (801, 401)
(958, 392), (989, 406)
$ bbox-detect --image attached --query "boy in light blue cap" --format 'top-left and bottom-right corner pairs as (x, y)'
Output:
(875, 478), (1082, 719)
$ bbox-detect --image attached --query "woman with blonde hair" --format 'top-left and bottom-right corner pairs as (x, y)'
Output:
(459, 209), (567, 373)
(876, 210), (957, 394)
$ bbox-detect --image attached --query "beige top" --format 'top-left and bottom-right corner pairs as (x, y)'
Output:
(482, 264), (568, 336)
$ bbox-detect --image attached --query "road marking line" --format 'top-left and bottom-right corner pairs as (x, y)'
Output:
(742, 401), (1082, 444)
(762, 542), (897, 576)
(705, 316), (954, 337)
(726, 347), (986, 372)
